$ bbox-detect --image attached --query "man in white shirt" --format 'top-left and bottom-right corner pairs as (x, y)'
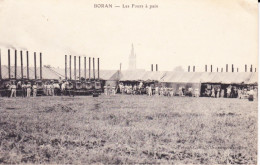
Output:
(32, 83), (37, 97)
(27, 82), (31, 97)
(10, 82), (17, 98)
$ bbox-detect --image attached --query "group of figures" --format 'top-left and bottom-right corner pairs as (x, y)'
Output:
(2, 80), (64, 98)
(103, 85), (116, 95)
(203, 85), (257, 100)
(6, 81), (38, 97)
(117, 82), (200, 97)
(116, 82), (257, 100)
(0, 78), (103, 98)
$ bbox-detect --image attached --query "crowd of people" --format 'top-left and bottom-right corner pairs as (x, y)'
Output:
(202, 85), (257, 99)
(117, 82), (201, 97)
(3, 80), (63, 98)
(2, 79), (258, 101)
(115, 82), (257, 100)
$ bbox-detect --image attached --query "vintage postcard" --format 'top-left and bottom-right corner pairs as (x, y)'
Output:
(0, 0), (258, 164)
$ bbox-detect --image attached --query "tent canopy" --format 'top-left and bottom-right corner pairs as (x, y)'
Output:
(0, 65), (257, 85)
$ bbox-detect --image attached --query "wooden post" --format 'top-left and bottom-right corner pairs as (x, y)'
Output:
(250, 65), (252, 72)
(151, 64), (153, 71)
(8, 49), (10, 79)
(74, 56), (76, 80)
(221, 68), (223, 72)
(211, 65), (212, 72)
(40, 52), (42, 80)
(0, 49), (2, 79)
(156, 64), (158, 71)
(20, 51), (23, 80)
(89, 57), (91, 80)
(237, 68), (238, 72)
(217, 68), (218, 72)
(226, 64), (228, 72)
(79, 56), (81, 79)
(205, 65), (207, 72)
(188, 66), (190, 72)
(15, 50), (17, 79)
(84, 57), (86, 80)
(245, 65), (247, 72)
(65, 55), (67, 80)
(27, 51), (29, 79)
(193, 66), (195, 72)
(93, 58), (95, 80)
(34, 52), (37, 79)
(69, 55), (71, 80)
(98, 58), (100, 80)
(232, 64), (234, 72)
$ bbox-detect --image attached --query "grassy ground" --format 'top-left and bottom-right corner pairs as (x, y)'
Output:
(0, 95), (257, 164)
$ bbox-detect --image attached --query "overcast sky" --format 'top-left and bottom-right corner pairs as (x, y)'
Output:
(0, 0), (258, 71)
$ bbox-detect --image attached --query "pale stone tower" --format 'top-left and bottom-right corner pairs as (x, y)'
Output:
(128, 43), (136, 70)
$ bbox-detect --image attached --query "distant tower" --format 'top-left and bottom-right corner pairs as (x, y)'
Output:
(128, 43), (136, 70)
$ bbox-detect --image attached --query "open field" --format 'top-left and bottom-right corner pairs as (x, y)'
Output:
(0, 95), (257, 164)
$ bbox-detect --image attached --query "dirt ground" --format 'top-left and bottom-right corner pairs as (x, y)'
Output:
(0, 95), (257, 164)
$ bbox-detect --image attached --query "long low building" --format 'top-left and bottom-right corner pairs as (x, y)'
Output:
(0, 65), (257, 87)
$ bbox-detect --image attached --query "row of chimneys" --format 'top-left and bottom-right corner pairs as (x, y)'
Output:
(151, 64), (158, 71)
(188, 64), (257, 72)
(65, 55), (100, 80)
(0, 49), (42, 80)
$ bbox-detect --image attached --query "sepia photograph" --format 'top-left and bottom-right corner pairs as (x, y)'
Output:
(0, 0), (258, 164)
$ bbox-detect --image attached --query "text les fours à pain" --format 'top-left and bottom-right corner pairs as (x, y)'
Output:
(94, 4), (158, 9)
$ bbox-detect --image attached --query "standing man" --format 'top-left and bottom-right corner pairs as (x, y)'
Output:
(32, 83), (37, 97)
(50, 81), (55, 96)
(10, 81), (17, 98)
(26, 82), (31, 97)
(46, 82), (50, 96)
(22, 81), (27, 97)
(226, 87), (231, 98)
(148, 85), (152, 96)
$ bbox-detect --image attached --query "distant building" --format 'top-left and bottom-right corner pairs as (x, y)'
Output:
(128, 44), (136, 70)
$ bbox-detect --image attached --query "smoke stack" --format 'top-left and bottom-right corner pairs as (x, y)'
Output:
(245, 65), (247, 72)
(84, 57), (86, 79)
(193, 66), (195, 72)
(8, 49), (10, 79)
(232, 64), (234, 72)
(79, 56), (81, 79)
(98, 58), (100, 80)
(40, 52), (42, 80)
(0, 49), (2, 79)
(205, 65), (207, 72)
(93, 58), (95, 80)
(156, 64), (158, 71)
(14, 50), (17, 79)
(226, 64), (228, 72)
(74, 56), (76, 80)
(188, 66), (190, 72)
(151, 64), (153, 71)
(34, 52), (37, 79)
(27, 51), (29, 79)
(89, 57), (91, 80)
(65, 55), (67, 80)
(20, 51), (23, 79)
(211, 65), (212, 72)
(69, 55), (71, 80)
